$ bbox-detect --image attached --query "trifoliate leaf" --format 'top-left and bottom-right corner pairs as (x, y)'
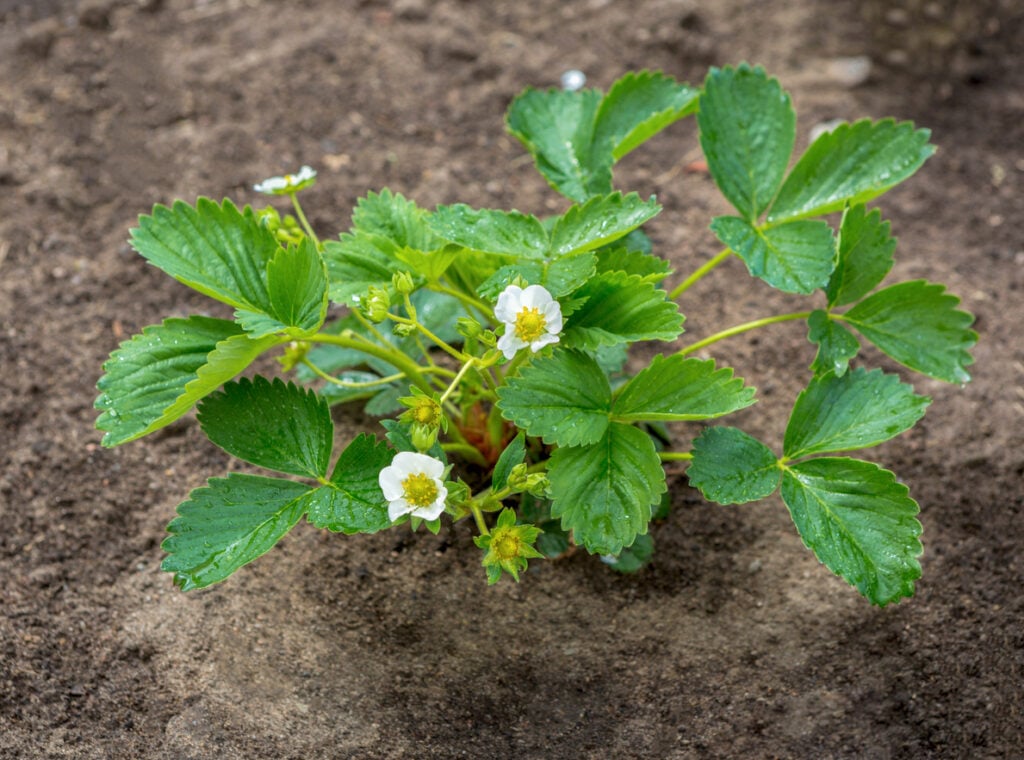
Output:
(780, 457), (922, 606)
(95, 317), (283, 447)
(496, 350), (612, 447)
(197, 377), (334, 478)
(841, 280), (977, 383)
(549, 192), (661, 257)
(235, 238), (328, 338)
(593, 70), (699, 160)
(594, 246), (672, 283)
(768, 119), (935, 223)
(827, 204), (897, 307)
(784, 368), (930, 459)
(492, 432), (526, 491)
(807, 309), (860, 377)
(698, 64), (795, 221)
(351, 188), (440, 251)
(305, 433), (394, 533)
(612, 355), (756, 422)
(162, 473), (310, 590)
(548, 422), (665, 555)
(562, 271), (684, 349)
(710, 216), (836, 294)
(428, 204), (548, 259)
(687, 426), (780, 505)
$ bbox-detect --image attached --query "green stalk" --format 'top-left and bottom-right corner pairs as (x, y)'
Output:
(677, 311), (812, 357)
(288, 192), (320, 248)
(669, 248), (733, 299)
(308, 331), (434, 393)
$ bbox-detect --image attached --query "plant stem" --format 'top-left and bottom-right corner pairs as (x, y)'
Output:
(677, 311), (812, 357)
(441, 442), (489, 466)
(308, 330), (434, 393)
(669, 248), (733, 299)
(471, 503), (489, 535)
(288, 192), (320, 248)
(659, 451), (693, 462)
(439, 359), (476, 405)
(432, 283), (495, 322)
(301, 360), (404, 389)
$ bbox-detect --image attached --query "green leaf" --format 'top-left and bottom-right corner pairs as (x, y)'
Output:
(807, 309), (860, 377)
(613, 355), (756, 422)
(351, 188), (440, 251)
(549, 193), (661, 257)
(698, 64), (795, 221)
(506, 87), (605, 202)
(476, 254), (596, 300)
(601, 533), (654, 574)
(497, 351), (611, 446)
(548, 423), (665, 555)
(197, 377), (333, 478)
(129, 198), (278, 311)
(394, 244), (459, 282)
(95, 317), (283, 447)
(711, 216), (836, 294)
(768, 119), (935, 223)
(236, 238), (328, 337)
(784, 368), (930, 459)
(841, 280), (977, 383)
(305, 433), (394, 533)
(322, 233), (402, 306)
(781, 457), (922, 606)
(162, 473), (310, 590)
(687, 426), (780, 505)
(562, 271), (684, 349)
(594, 246), (671, 283)
(318, 371), (382, 406)
(492, 432), (526, 491)
(593, 70), (699, 160)
(827, 204), (897, 307)
(428, 204), (548, 259)
(379, 419), (446, 463)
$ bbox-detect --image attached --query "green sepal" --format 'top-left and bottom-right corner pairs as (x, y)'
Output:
(474, 508), (544, 584)
(161, 473), (310, 591)
(781, 457), (922, 606)
(549, 192), (661, 257)
(379, 419), (446, 463)
(562, 271), (684, 349)
(305, 433), (395, 534)
(428, 204), (548, 259)
(687, 426), (780, 505)
(807, 310), (860, 377)
(827, 204), (896, 307)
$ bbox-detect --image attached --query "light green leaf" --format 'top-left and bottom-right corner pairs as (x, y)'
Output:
(827, 204), (897, 306)
(807, 309), (860, 377)
(162, 473), (310, 590)
(394, 244), (459, 282)
(351, 188), (440, 251)
(687, 426), (780, 505)
(236, 238), (328, 338)
(841, 280), (977, 383)
(768, 119), (935, 223)
(781, 457), (922, 606)
(429, 204), (548, 259)
(594, 246), (671, 283)
(129, 198), (278, 311)
(593, 70), (699, 160)
(492, 432), (526, 491)
(613, 355), (756, 422)
(476, 254), (596, 301)
(784, 368), (930, 459)
(322, 233), (402, 306)
(548, 423), (665, 555)
(562, 271), (684, 349)
(197, 377), (334, 478)
(476, 263), (544, 301)
(497, 350), (611, 446)
(549, 192), (661, 257)
(711, 216), (836, 294)
(698, 64), (795, 221)
(305, 433), (394, 533)
(95, 317), (283, 447)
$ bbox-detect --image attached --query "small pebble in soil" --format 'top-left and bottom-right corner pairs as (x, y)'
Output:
(560, 69), (586, 92)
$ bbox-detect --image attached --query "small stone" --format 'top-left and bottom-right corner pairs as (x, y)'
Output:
(827, 56), (872, 88)
(560, 69), (586, 92)
(808, 119), (845, 143)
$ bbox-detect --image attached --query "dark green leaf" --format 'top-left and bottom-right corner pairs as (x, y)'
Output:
(768, 119), (935, 223)
(601, 533), (654, 574)
(807, 309), (860, 377)
(827, 204), (897, 306)
(364, 383), (405, 416)
(562, 271), (684, 349)
(549, 193), (661, 257)
(197, 377), (334, 478)
(698, 64), (795, 221)
(162, 473), (310, 590)
(784, 368), (930, 459)
(492, 433), (526, 491)
(351, 188), (440, 251)
(548, 423), (665, 555)
(236, 238), (328, 337)
(322, 233), (402, 306)
(842, 280), (977, 383)
(593, 70), (699, 160)
(428, 204), (548, 259)
(305, 433), (394, 533)
(594, 246), (671, 283)
(613, 355), (756, 422)
(781, 457), (922, 606)
(711, 216), (836, 294)
(687, 426), (780, 505)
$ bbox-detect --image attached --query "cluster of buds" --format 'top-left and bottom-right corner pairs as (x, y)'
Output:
(277, 340), (310, 372)
(361, 286), (392, 323)
(398, 388), (447, 452)
(506, 463), (549, 498)
(256, 206), (304, 246)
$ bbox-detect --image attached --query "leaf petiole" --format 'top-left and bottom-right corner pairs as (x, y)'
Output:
(669, 247), (733, 299)
(677, 311), (812, 357)
(288, 191), (320, 249)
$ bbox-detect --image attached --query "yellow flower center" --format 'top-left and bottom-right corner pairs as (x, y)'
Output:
(402, 472), (439, 508)
(491, 529), (522, 561)
(412, 400), (440, 426)
(514, 307), (547, 342)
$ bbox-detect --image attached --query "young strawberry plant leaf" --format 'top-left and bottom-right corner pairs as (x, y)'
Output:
(235, 238), (328, 338)
(612, 355), (756, 422)
(129, 198), (278, 311)
(394, 244), (460, 282)
(95, 317), (283, 447)
(429, 204), (549, 259)
(841, 280), (977, 383)
(807, 309), (860, 377)
(594, 246), (671, 282)
(197, 377), (334, 478)
(768, 119), (935, 223)
(710, 216), (836, 294)
(306, 433), (394, 533)
(780, 457), (922, 606)
(593, 70), (699, 161)
(784, 368), (930, 459)
(562, 271), (684, 350)
(698, 64), (795, 222)
(548, 422), (665, 555)
(351, 188), (440, 251)
(322, 233), (403, 306)
(496, 350), (612, 447)
(827, 204), (896, 307)
(506, 86), (605, 202)
(687, 426), (781, 504)
(491, 432), (526, 491)
(549, 192), (661, 257)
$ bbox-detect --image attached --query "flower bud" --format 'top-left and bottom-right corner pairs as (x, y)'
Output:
(506, 463), (530, 491)
(392, 271), (416, 295)
(456, 317), (483, 340)
(392, 322), (417, 338)
(524, 473), (550, 498)
(277, 340), (310, 371)
(410, 422), (439, 452)
(363, 286), (391, 323)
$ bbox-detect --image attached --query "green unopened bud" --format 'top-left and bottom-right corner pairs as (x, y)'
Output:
(392, 271), (416, 295)
(277, 340), (310, 371)
(507, 463), (530, 491)
(363, 286), (391, 323)
(478, 330), (497, 348)
(392, 322), (417, 338)
(257, 206), (282, 231)
(410, 422), (439, 452)
(456, 317), (483, 340)
(524, 473), (550, 498)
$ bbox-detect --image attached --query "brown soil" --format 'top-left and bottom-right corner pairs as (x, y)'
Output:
(2, 1), (1022, 757)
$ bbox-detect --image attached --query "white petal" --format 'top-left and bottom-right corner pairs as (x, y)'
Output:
(519, 284), (553, 309)
(378, 466), (405, 500)
(542, 300), (563, 333)
(529, 333), (560, 352)
(494, 285), (523, 324)
(295, 165), (317, 181)
(497, 331), (526, 360)
(388, 499), (412, 521)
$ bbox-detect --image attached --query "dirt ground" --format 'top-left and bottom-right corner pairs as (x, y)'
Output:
(1, 0), (1022, 757)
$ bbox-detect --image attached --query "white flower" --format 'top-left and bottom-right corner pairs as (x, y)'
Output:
(378, 452), (448, 522)
(494, 284), (563, 360)
(253, 165), (317, 195)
